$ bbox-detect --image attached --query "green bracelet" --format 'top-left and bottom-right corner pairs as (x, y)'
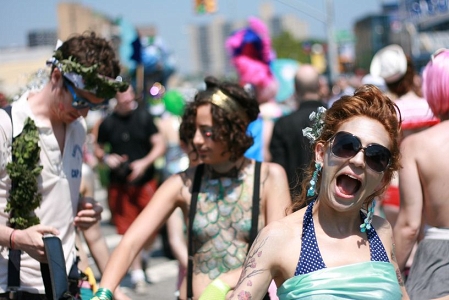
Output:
(92, 287), (113, 300)
(199, 278), (231, 300)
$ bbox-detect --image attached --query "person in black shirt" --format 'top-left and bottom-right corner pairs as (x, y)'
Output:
(270, 64), (327, 197)
(95, 85), (166, 292)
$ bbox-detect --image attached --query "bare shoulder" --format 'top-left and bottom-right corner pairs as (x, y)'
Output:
(253, 210), (305, 278)
(372, 215), (392, 235)
(260, 161), (288, 185)
(258, 210), (305, 248)
(157, 167), (198, 200)
(262, 161), (287, 177)
(178, 165), (197, 186)
(372, 215), (393, 249)
(402, 122), (449, 149)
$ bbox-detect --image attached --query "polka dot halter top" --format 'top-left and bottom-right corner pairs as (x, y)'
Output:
(294, 199), (390, 276)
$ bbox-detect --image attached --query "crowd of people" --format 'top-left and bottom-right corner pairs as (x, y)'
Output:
(0, 20), (448, 300)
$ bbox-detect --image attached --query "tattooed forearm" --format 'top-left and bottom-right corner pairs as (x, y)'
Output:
(395, 267), (405, 286)
(237, 290), (253, 299)
(392, 242), (405, 287)
(233, 235), (269, 293)
(391, 242), (397, 263)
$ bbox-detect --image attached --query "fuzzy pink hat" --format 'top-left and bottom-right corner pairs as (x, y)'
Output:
(226, 16), (278, 103)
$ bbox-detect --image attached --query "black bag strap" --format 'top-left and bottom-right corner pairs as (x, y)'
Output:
(3, 105), (12, 120)
(187, 164), (204, 300)
(2, 106), (22, 293)
(42, 236), (74, 300)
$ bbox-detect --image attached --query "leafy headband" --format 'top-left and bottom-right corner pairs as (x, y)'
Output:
(47, 50), (129, 100)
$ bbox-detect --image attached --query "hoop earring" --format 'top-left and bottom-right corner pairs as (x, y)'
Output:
(307, 163), (322, 197)
(360, 200), (376, 233)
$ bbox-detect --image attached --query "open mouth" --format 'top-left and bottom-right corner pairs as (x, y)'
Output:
(336, 174), (361, 196)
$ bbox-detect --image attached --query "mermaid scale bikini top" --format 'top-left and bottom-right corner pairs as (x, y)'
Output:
(294, 199), (390, 276)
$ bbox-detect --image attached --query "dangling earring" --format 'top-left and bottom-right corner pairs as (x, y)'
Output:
(360, 200), (376, 233)
(307, 163), (322, 197)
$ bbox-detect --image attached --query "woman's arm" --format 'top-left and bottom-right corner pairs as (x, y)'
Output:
(393, 136), (423, 271)
(228, 223), (283, 300)
(97, 174), (186, 293)
(166, 207), (188, 269)
(389, 231), (409, 300)
(375, 217), (409, 300)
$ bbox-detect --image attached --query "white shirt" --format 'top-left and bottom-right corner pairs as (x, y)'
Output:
(0, 92), (86, 294)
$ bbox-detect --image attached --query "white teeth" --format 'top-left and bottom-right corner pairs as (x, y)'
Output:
(346, 174), (361, 182)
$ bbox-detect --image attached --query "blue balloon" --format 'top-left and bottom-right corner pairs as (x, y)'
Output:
(270, 59), (300, 103)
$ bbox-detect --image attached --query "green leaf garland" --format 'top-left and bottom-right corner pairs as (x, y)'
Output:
(5, 117), (43, 229)
(53, 50), (129, 99)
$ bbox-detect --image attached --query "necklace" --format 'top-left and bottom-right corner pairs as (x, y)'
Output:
(5, 117), (43, 229)
(206, 158), (246, 179)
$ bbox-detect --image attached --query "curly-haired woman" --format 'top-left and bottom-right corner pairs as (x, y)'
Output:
(92, 76), (291, 300)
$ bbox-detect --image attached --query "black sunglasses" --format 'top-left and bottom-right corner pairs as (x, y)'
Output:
(330, 131), (391, 173)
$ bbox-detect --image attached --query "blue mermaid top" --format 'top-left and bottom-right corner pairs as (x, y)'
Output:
(277, 200), (402, 300)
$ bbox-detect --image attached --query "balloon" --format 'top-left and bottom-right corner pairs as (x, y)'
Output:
(270, 59), (300, 103)
(163, 90), (185, 116)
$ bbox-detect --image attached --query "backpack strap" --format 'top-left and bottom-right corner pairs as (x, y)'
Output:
(2, 106), (21, 294)
(187, 164), (204, 300)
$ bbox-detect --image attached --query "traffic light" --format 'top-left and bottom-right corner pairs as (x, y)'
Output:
(194, 0), (216, 14)
(194, 0), (206, 14)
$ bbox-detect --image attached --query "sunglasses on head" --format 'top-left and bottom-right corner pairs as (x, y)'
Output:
(330, 131), (391, 173)
(64, 80), (108, 111)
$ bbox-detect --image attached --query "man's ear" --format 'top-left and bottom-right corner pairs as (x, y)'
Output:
(50, 68), (63, 88)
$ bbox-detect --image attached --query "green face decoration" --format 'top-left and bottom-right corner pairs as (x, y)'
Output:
(47, 50), (129, 100)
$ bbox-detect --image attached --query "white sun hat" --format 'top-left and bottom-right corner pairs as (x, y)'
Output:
(370, 44), (407, 83)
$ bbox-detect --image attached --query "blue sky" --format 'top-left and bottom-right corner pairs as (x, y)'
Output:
(0, 0), (384, 74)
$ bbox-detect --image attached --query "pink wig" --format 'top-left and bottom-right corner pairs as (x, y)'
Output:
(225, 16), (278, 103)
(422, 49), (449, 117)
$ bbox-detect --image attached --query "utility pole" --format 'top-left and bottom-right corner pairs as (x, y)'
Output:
(326, 0), (340, 83)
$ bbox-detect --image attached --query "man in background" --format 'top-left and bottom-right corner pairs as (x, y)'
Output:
(95, 85), (166, 293)
(269, 64), (327, 197)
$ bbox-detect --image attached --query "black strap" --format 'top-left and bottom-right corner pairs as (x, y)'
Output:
(42, 236), (73, 300)
(7, 249), (21, 292)
(187, 164), (204, 300)
(249, 161), (270, 300)
(3, 105), (12, 119)
(41, 263), (53, 300)
(248, 161), (261, 252)
(2, 106), (21, 293)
